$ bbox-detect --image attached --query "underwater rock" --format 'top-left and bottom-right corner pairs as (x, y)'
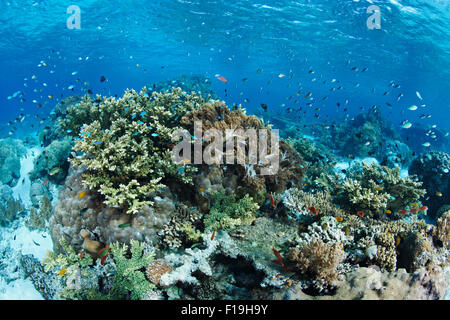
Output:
(409, 151), (450, 218)
(435, 210), (450, 249)
(0, 184), (25, 226)
(0, 138), (26, 187)
(397, 232), (436, 272)
(264, 266), (447, 300)
(38, 96), (82, 147)
(30, 138), (73, 184)
(50, 168), (175, 253)
(29, 180), (51, 208)
(20, 254), (61, 300)
(381, 139), (413, 168)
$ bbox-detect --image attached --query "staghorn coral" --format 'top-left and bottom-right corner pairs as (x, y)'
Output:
(204, 190), (259, 231)
(335, 161), (426, 214)
(286, 237), (344, 291)
(66, 87), (202, 213)
(105, 240), (155, 300)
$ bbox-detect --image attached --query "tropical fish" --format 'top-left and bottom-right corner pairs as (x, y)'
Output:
(267, 193), (275, 208)
(118, 223), (131, 228)
(216, 75), (228, 83)
(307, 206), (318, 215)
(78, 190), (87, 198)
(49, 167), (61, 176)
(59, 269), (68, 276)
(211, 227), (216, 241)
(408, 105), (418, 111)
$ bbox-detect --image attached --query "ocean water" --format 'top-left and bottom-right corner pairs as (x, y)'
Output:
(0, 0), (449, 300)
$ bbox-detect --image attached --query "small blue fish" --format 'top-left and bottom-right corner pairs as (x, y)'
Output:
(133, 132), (139, 135)
(390, 195), (396, 200)
(66, 129), (73, 133)
(91, 141), (102, 145)
(299, 164), (305, 168)
(140, 111), (146, 117)
(132, 113), (137, 119)
(137, 121), (144, 125)
(151, 133), (159, 137)
(147, 126), (153, 130)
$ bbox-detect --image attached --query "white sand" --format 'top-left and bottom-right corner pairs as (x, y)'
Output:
(1, 146), (53, 300)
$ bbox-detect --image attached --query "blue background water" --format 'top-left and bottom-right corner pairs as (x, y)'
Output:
(0, 0), (449, 141)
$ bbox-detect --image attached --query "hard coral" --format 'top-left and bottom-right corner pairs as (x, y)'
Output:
(287, 237), (344, 291)
(336, 162), (425, 214)
(67, 87), (202, 213)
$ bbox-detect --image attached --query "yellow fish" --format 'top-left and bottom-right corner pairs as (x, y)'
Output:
(59, 269), (67, 276)
(78, 191), (87, 198)
(412, 202), (418, 207)
(435, 191), (443, 197)
(199, 188), (205, 192)
(386, 210), (392, 214)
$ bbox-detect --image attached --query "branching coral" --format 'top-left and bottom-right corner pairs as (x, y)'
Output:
(286, 238), (344, 291)
(336, 162), (425, 214)
(204, 190), (259, 231)
(105, 240), (155, 299)
(66, 87), (202, 213)
(282, 188), (344, 219)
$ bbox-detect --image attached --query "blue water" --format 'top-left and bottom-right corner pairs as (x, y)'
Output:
(0, 0), (449, 146)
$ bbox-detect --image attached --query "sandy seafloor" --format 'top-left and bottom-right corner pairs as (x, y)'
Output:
(0, 145), (449, 300)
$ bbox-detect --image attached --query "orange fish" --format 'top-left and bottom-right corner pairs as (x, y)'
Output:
(211, 227), (216, 241)
(307, 206), (318, 215)
(78, 190), (87, 198)
(216, 76), (228, 83)
(267, 193), (275, 208)
(399, 210), (408, 215)
(43, 179), (49, 186)
(357, 211), (364, 218)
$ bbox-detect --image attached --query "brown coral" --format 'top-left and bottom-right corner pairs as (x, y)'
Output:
(146, 260), (173, 287)
(435, 210), (450, 249)
(287, 238), (344, 288)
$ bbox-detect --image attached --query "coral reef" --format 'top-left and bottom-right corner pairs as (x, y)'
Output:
(66, 87), (202, 213)
(409, 151), (450, 218)
(286, 238), (344, 292)
(204, 191), (259, 231)
(49, 169), (174, 253)
(25, 194), (53, 231)
(0, 138), (26, 186)
(30, 138), (73, 184)
(265, 266), (447, 300)
(335, 162), (426, 215)
(0, 185), (25, 226)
